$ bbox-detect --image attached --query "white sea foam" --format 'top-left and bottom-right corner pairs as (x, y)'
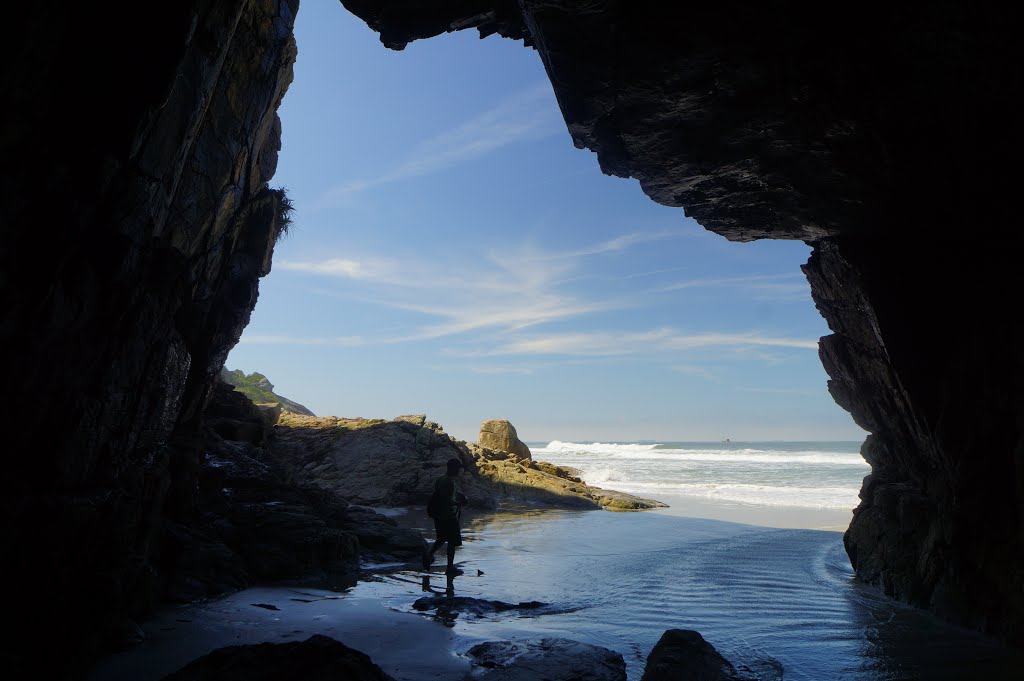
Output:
(544, 440), (661, 455)
(534, 439), (866, 510)
(537, 442), (867, 466)
(615, 481), (860, 509)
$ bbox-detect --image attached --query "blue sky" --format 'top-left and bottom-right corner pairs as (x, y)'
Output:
(227, 3), (866, 444)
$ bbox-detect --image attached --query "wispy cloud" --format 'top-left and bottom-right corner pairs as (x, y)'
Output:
(272, 230), (669, 344)
(736, 386), (819, 395)
(314, 83), (561, 207)
(478, 329), (818, 357)
(655, 273), (810, 301)
(259, 234), (818, 364)
(672, 364), (720, 381)
(512, 231), (689, 265)
(469, 366), (534, 375)
(240, 335), (365, 346)
(663, 332), (818, 350)
(387, 298), (613, 342)
(276, 257), (397, 281)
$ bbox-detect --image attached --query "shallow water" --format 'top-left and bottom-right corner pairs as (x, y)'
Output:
(89, 506), (1023, 680)
(379, 506), (1022, 680)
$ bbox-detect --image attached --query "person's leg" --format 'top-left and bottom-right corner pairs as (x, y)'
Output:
(446, 543), (456, 570)
(426, 518), (449, 568)
(425, 538), (445, 567)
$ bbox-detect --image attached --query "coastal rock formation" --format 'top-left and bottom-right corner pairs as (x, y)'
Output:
(466, 638), (626, 681)
(270, 412), (497, 506)
(269, 412), (664, 511)
(340, 0), (1023, 642)
(479, 419), (533, 460)
(167, 383), (427, 602)
(641, 630), (753, 681)
(220, 368), (316, 416)
(469, 443), (666, 511)
(163, 634), (395, 681)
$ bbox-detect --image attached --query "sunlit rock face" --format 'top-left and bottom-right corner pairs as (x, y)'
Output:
(1, 0), (298, 673)
(341, 0), (1022, 640)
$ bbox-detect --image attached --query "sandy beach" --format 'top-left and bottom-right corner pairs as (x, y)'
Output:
(87, 502), (1023, 681)
(647, 492), (853, 531)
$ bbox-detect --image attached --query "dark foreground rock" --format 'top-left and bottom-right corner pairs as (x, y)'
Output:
(413, 595), (546, 615)
(162, 634), (394, 681)
(466, 638), (626, 681)
(641, 629), (754, 681)
(413, 594), (547, 627)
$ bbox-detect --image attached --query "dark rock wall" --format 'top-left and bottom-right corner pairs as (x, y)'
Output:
(340, 0), (1023, 640)
(1, 0), (298, 673)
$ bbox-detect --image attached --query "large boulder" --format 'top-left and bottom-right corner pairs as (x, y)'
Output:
(478, 419), (532, 460)
(163, 634), (395, 680)
(640, 630), (753, 681)
(466, 638), (626, 681)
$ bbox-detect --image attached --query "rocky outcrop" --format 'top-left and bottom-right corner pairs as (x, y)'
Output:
(641, 630), (754, 681)
(466, 638), (626, 681)
(479, 419), (532, 460)
(270, 412), (492, 506)
(341, 0), (1023, 643)
(166, 383), (427, 602)
(221, 368), (316, 416)
(469, 442), (666, 511)
(269, 412), (665, 511)
(163, 634), (395, 681)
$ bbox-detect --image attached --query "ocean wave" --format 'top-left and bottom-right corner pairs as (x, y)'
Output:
(542, 440), (661, 455)
(601, 479), (860, 510)
(538, 443), (867, 466)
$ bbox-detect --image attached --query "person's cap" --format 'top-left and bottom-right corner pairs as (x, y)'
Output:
(446, 457), (463, 471)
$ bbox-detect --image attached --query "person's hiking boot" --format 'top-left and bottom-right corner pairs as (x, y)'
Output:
(421, 552), (432, 570)
(445, 566), (464, 576)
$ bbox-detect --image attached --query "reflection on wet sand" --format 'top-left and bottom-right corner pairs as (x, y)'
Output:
(410, 566), (549, 629)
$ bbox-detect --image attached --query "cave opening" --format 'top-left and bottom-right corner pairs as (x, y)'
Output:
(229, 5), (868, 530)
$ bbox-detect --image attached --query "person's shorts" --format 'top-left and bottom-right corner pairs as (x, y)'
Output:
(433, 516), (462, 547)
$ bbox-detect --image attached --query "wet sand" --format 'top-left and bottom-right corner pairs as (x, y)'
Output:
(645, 491), (854, 531)
(85, 585), (469, 681)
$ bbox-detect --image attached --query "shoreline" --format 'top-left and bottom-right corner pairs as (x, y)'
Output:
(645, 492), (853, 532)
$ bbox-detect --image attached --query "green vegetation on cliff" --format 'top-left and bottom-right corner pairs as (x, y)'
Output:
(220, 368), (315, 416)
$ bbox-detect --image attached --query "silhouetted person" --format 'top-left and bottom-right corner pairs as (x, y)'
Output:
(424, 457), (467, 575)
